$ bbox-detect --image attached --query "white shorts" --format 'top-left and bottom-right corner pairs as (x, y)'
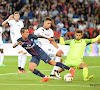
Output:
(0, 44), (3, 49)
(10, 32), (21, 44)
(16, 45), (27, 53)
(10, 33), (27, 53)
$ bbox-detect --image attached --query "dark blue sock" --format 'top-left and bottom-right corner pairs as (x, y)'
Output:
(56, 62), (70, 70)
(33, 69), (45, 77)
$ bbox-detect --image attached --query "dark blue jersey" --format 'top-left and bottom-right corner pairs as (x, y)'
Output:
(17, 34), (42, 56)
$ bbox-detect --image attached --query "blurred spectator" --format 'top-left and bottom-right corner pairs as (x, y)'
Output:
(56, 21), (64, 32)
(52, 8), (59, 16)
(69, 24), (75, 32)
(41, 8), (47, 16)
(79, 22), (86, 31)
(28, 25), (35, 34)
(84, 27), (91, 39)
(68, 11), (73, 19)
(0, 17), (3, 24)
(92, 28), (99, 38)
(68, 24), (75, 39)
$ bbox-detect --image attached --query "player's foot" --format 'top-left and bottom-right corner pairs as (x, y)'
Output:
(84, 75), (94, 81)
(49, 74), (60, 79)
(54, 70), (61, 79)
(18, 69), (22, 73)
(69, 67), (75, 77)
(0, 64), (6, 67)
(40, 76), (49, 82)
(22, 70), (27, 73)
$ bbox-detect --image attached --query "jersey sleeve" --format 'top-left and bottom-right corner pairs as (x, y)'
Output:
(21, 21), (24, 28)
(51, 30), (54, 38)
(8, 20), (14, 26)
(29, 34), (38, 39)
(34, 28), (41, 36)
(17, 38), (22, 42)
(64, 40), (72, 45)
(85, 39), (92, 45)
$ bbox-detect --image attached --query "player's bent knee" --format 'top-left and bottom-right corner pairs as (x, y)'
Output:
(29, 67), (35, 72)
(84, 64), (88, 67)
(18, 51), (23, 53)
(29, 62), (37, 72)
(48, 60), (56, 66)
(23, 52), (27, 54)
(56, 52), (62, 57)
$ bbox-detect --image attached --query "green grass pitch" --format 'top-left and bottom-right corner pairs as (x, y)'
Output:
(0, 56), (100, 90)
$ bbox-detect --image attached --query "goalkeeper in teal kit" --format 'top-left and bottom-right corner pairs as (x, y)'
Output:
(55, 29), (100, 81)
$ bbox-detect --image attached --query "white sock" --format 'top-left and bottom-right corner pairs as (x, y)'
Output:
(50, 57), (61, 75)
(0, 53), (4, 65)
(21, 53), (27, 69)
(18, 53), (23, 68)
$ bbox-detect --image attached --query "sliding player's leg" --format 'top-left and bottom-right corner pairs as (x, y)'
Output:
(50, 45), (70, 78)
(54, 60), (76, 79)
(41, 44), (60, 78)
(50, 56), (61, 78)
(78, 63), (94, 81)
(29, 56), (49, 82)
(48, 60), (75, 77)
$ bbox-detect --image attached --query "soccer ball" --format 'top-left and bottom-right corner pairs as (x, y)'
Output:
(64, 73), (73, 82)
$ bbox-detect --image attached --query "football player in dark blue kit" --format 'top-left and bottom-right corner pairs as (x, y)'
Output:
(13, 28), (75, 82)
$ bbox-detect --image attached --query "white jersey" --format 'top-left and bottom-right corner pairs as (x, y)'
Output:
(34, 27), (54, 45)
(0, 27), (3, 44)
(34, 27), (70, 59)
(8, 19), (24, 43)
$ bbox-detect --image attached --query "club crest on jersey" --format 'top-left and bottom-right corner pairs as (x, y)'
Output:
(48, 49), (51, 51)
(31, 39), (33, 42)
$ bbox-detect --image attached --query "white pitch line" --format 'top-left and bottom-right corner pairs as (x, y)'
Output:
(0, 84), (91, 87)
(88, 66), (100, 68)
(0, 66), (100, 76)
(0, 70), (51, 76)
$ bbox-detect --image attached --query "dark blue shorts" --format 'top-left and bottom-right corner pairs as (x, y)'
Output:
(30, 50), (51, 66)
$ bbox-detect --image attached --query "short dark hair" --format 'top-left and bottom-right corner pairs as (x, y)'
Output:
(75, 29), (83, 34)
(44, 17), (52, 21)
(14, 11), (19, 15)
(20, 27), (27, 34)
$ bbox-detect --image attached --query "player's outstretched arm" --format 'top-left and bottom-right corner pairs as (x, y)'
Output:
(2, 14), (14, 26)
(38, 34), (59, 49)
(49, 37), (59, 49)
(60, 37), (65, 45)
(91, 35), (100, 43)
(13, 41), (23, 48)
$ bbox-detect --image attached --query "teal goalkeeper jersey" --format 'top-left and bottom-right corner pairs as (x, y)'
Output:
(64, 39), (92, 61)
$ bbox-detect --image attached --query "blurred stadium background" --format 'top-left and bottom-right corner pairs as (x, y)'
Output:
(1, 0), (100, 56)
(0, 0), (100, 89)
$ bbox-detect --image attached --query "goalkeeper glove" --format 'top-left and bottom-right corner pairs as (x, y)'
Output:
(61, 28), (68, 37)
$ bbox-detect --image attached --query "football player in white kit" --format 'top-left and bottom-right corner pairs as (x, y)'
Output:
(0, 25), (5, 66)
(2, 12), (27, 73)
(34, 17), (70, 78)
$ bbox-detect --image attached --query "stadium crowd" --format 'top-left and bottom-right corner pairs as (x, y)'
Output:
(0, 0), (100, 43)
